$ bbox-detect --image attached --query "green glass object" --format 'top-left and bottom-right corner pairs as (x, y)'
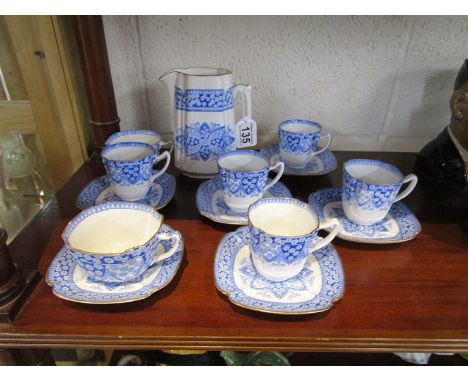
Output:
(1, 132), (36, 179)
(220, 351), (291, 366)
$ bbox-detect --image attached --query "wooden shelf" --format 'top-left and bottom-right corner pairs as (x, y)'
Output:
(1, 151), (467, 352)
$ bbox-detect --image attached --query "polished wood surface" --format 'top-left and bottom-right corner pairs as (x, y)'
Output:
(0, 152), (467, 352)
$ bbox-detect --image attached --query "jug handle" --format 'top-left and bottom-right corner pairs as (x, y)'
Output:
(233, 84), (252, 120)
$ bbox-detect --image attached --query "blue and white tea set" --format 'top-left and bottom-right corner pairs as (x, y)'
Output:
(47, 67), (421, 314)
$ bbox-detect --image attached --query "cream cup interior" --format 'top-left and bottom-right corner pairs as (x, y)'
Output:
(68, 208), (161, 254)
(110, 134), (161, 146)
(249, 200), (318, 236)
(346, 163), (402, 185)
(103, 145), (153, 162)
(281, 122), (320, 135)
(218, 153), (268, 172)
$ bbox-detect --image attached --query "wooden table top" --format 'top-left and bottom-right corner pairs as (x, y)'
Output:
(1, 151), (467, 352)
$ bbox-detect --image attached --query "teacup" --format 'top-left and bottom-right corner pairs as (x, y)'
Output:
(218, 150), (285, 212)
(279, 119), (332, 168)
(342, 159), (418, 226)
(102, 142), (170, 201)
(105, 129), (174, 154)
(62, 202), (180, 283)
(246, 197), (341, 282)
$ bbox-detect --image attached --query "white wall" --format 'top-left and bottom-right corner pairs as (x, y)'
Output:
(103, 15), (468, 152)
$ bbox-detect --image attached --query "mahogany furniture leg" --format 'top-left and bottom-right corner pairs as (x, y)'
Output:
(0, 229), (40, 323)
(72, 15), (120, 151)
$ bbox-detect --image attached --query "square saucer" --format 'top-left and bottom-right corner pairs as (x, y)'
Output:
(196, 177), (292, 225)
(214, 226), (345, 315)
(76, 171), (176, 210)
(46, 224), (184, 304)
(260, 144), (337, 176)
(309, 188), (421, 244)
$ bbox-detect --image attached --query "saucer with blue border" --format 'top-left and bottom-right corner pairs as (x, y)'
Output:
(260, 144), (337, 176)
(196, 176), (292, 225)
(214, 226), (345, 315)
(308, 188), (421, 244)
(46, 224), (184, 304)
(76, 171), (176, 210)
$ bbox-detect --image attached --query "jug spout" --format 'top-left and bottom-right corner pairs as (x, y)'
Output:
(159, 69), (179, 90)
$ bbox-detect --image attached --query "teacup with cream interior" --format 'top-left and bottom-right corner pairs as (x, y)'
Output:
(247, 198), (340, 282)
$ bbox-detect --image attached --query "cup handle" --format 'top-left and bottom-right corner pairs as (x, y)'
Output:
(149, 231), (181, 265)
(160, 140), (174, 155)
(393, 174), (418, 203)
(309, 218), (341, 253)
(263, 161), (285, 192)
(150, 151), (171, 181)
(309, 133), (332, 158)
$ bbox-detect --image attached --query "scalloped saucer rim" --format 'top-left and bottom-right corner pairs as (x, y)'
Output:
(308, 188), (421, 244)
(260, 144), (337, 176)
(76, 171), (176, 210)
(196, 176), (292, 225)
(214, 226), (345, 315)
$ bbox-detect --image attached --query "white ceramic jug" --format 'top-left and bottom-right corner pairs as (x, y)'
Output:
(160, 67), (253, 178)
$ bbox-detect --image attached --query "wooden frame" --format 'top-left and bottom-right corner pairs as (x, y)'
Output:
(0, 16), (88, 190)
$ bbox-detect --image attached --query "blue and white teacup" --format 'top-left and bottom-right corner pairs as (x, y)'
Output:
(218, 150), (285, 212)
(342, 159), (418, 226)
(279, 119), (332, 168)
(102, 142), (170, 201)
(62, 202), (180, 283)
(246, 197), (341, 282)
(105, 129), (174, 154)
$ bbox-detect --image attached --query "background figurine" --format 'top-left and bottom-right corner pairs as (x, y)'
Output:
(415, 58), (468, 191)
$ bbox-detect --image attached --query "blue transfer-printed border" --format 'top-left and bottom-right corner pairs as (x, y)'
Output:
(279, 119), (322, 131)
(344, 159), (403, 183)
(218, 149), (269, 170)
(175, 87), (234, 112)
(101, 142), (155, 159)
(105, 129), (162, 146)
(214, 226), (345, 314)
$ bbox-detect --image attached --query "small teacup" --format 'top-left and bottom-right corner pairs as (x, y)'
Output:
(218, 150), (285, 212)
(62, 202), (180, 283)
(246, 197), (341, 282)
(342, 159), (418, 226)
(102, 142), (170, 201)
(279, 119), (332, 168)
(105, 129), (174, 154)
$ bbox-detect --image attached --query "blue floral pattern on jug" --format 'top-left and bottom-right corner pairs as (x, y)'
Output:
(343, 170), (401, 211)
(175, 122), (235, 161)
(214, 226), (345, 314)
(175, 87), (234, 112)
